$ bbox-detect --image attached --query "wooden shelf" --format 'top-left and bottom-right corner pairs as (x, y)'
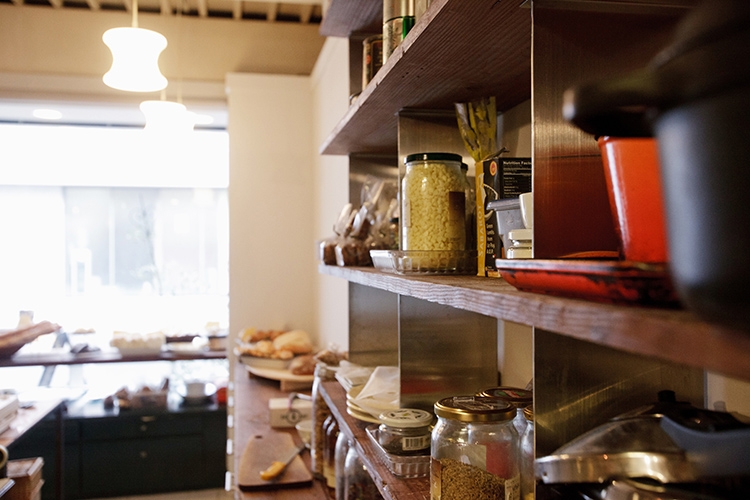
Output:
(320, 264), (750, 382)
(319, 0), (381, 37)
(320, 380), (430, 500)
(319, 0), (531, 155)
(0, 349), (226, 368)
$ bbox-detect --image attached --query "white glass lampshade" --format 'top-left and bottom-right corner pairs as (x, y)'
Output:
(140, 100), (196, 133)
(103, 27), (168, 92)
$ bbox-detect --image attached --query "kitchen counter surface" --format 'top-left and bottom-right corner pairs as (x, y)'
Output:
(232, 362), (327, 499)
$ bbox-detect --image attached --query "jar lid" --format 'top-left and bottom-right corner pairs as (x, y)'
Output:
(405, 152), (463, 164)
(523, 405), (534, 421)
(434, 396), (515, 422)
(477, 387), (533, 408)
(378, 408), (433, 428)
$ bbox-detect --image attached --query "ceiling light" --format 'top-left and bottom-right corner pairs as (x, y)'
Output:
(102, 0), (168, 93)
(32, 109), (63, 120)
(140, 100), (196, 133)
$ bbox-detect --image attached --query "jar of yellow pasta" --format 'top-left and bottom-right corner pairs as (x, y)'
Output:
(401, 152), (466, 253)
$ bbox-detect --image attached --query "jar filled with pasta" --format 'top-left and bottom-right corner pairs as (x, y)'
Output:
(401, 152), (467, 253)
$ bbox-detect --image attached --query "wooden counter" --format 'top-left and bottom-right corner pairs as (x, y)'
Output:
(0, 399), (62, 449)
(232, 362), (328, 500)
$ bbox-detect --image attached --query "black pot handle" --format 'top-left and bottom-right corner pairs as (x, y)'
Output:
(562, 69), (660, 138)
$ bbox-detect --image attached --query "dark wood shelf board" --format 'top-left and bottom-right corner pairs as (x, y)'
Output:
(0, 349), (227, 367)
(320, 0), (531, 155)
(320, 380), (430, 500)
(319, 265), (750, 382)
(320, 0), (382, 37)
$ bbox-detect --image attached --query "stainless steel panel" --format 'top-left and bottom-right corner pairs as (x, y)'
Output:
(348, 283), (399, 367)
(397, 109), (475, 171)
(534, 328), (704, 457)
(399, 295), (498, 412)
(349, 154), (398, 206)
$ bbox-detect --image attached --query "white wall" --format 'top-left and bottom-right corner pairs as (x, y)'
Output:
(310, 38), (350, 351)
(226, 73), (316, 343)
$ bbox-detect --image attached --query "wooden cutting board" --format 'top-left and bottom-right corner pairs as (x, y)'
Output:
(238, 431), (312, 491)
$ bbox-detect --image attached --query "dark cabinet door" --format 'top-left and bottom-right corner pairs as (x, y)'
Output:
(80, 435), (206, 497)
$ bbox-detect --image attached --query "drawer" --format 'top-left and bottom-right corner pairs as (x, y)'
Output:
(81, 413), (203, 441)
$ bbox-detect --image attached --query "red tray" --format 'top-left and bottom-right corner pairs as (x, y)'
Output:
(496, 258), (680, 307)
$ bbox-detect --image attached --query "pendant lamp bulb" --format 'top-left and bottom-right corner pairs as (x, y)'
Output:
(102, 0), (168, 93)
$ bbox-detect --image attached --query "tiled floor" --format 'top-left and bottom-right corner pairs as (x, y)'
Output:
(90, 488), (232, 500)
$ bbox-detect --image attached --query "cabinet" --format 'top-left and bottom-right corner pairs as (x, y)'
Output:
(8, 401), (227, 500)
(318, 0), (747, 499)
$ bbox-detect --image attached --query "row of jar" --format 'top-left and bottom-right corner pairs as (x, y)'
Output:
(313, 378), (535, 500)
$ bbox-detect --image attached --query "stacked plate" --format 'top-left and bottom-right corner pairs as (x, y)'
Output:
(345, 385), (397, 424)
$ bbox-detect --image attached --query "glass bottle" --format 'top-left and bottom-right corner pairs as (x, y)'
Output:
(431, 396), (520, 500)
(311, 363), (335, 478)
(520, 406), (535, 500)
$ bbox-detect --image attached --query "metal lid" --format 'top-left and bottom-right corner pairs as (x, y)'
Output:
(384, 0), (414, 22)
(477, 386), (533, 408)
(434, 396), (515, 423)
(405, 152), (463, 164)
(378, 408), (433, 428)
(523, 405), (534, 421)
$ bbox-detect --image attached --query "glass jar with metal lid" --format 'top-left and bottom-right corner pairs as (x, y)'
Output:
(378, 408), (433, 456)
(520, 406), (535, 500)
(431, 396), (520, 500)
(478, 386), (533, 436)
(401, 152), (467, 252)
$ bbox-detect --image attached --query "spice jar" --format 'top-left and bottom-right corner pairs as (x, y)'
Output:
(311, 363), (335, 478)
(401, 152), (467, 253)
(344, 445), (383, 500)
(477, 386), (533, 436)
(431, 396), (520, 500)
(378, 408), (433, 456)
(520, 406), (535, 500)
(383, 0), (415, 64)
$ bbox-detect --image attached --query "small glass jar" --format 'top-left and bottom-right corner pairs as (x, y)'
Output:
(335, 433), (351, 500)
(431, 396), (520, 500)
(477, 386), (533, 437)
(378, 408), (433, 456)
(324, 415), (339, 489)
(311, 363), (336, 478)
(520, 406), (535, 500)
(401, 152), (467, 253)
(344, 445), (383, 500)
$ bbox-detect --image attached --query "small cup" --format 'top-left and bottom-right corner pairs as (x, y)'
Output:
(295, 419), (313, 448)
(186, 381), (206, 399)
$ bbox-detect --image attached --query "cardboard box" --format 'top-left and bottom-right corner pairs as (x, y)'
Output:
(6, 457), (43, 500)
(477, 155), (531, 276)
(268, 397), (312, 428)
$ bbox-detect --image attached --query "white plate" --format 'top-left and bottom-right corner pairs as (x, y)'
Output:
(346, 406), (380, 424)
(238, 354), (291, 370)
(243, 365), (314, 383)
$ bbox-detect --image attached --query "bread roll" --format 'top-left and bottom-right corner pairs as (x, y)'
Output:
(272, 329), (313, 354)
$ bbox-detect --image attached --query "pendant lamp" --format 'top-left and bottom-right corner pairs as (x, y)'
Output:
(102, 0), (168, 92)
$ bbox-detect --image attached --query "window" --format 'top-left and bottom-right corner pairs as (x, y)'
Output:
(0, 118), (229, 393)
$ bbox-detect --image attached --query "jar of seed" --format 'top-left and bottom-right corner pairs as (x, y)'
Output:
(378, 408), (433, 456)
(477, 386), (533, 436)
(401, 152), (467, 253)
(431, 396), (520, 500)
